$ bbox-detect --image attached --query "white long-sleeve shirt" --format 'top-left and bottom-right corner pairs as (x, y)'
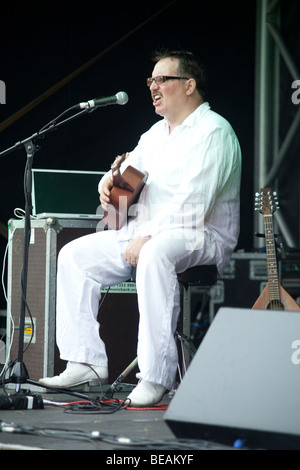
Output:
(99, 102), (241, 274)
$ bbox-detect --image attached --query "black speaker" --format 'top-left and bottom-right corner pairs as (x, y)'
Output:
(165, 307), (300, 450)
(97, 285), (139, 385)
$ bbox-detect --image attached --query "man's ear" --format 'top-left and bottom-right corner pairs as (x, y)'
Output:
(186, 78), (196, 95)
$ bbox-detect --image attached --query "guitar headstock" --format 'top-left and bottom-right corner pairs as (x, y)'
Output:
(255, 187), (279, 216)
(111, 152), (129, 175)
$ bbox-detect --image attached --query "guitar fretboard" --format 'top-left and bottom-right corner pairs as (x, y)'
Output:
(263, 214), (281, 303)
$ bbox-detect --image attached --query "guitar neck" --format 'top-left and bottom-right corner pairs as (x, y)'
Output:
(264, 214), (281, 301)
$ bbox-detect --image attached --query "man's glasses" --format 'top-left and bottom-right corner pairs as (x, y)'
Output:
(147, 75), (189, 87)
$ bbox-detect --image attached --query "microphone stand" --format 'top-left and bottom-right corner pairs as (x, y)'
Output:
(0, 107), (96, 405)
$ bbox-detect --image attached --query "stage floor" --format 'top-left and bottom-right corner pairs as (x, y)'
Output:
(0, 383), (233, 453)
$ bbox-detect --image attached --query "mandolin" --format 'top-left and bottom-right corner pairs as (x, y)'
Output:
(252, 187), (300, 311)
(103, 152), (148, 230)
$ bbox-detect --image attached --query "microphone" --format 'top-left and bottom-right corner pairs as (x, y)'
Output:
(78, 91), (128, 109)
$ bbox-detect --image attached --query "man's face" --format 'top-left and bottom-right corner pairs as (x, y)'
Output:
(149, 57), (187, 121)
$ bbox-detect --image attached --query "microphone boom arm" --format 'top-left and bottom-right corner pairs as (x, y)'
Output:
(0, 107), (93, 159)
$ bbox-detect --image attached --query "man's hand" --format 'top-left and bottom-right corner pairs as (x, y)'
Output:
(124, 235), (151, 266)
(99, 176), (113, 210)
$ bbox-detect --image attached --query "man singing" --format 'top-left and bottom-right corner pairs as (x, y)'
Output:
(40, 49), (241, 407)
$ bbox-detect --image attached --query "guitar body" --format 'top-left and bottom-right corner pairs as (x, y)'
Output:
(252, 282), (300, 311)
(104, 154), (147, 229)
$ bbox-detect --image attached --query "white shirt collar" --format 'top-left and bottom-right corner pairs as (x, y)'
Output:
(161, 102), (211, 131)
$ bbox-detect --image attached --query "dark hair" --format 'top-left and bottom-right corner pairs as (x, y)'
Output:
(152, 49), (207, 99)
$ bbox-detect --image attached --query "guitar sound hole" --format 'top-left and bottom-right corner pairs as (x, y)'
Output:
(267, 300), (284, 311)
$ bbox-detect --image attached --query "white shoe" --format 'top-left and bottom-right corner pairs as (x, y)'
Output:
(126, 379), (167, 407)
(39, 362), (108, 389)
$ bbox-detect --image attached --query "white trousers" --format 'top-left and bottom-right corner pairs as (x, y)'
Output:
(56, 226), (217, 389)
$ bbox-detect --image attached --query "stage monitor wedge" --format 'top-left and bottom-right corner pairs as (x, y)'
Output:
(165, 307), (300, 450)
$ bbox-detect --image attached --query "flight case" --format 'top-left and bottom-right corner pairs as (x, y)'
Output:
(6, 217), (139, 388)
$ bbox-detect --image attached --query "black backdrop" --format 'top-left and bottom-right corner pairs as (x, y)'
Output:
(0, 0), (258, 308)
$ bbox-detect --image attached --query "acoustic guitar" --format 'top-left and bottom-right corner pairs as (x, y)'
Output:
(252, 187), (300, 311)
(103, 152), (148, 230)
